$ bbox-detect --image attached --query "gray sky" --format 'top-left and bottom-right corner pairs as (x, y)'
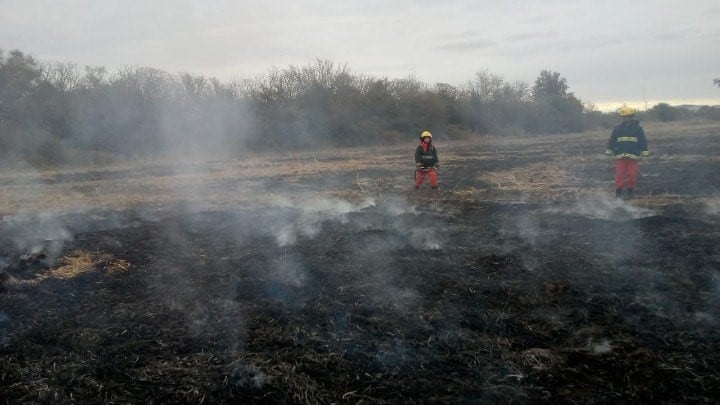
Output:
(2, 0), (719, 110)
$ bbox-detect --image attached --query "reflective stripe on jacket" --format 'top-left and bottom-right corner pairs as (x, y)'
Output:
(415, 142), (438, 168)
(605, 119), (648, 159)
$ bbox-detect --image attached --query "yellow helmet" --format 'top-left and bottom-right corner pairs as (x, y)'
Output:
(420, 130), (432, 140)
(617, 105), (636, 117)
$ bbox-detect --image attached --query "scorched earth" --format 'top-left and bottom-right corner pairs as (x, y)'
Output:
(1, 121), (720, 403)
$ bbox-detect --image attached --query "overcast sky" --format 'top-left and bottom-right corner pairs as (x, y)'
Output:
(2, 0), (719, 110)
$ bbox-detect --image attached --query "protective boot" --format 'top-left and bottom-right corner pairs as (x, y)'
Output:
(615, 188), (623, 199)
(626, 188), (634, 199)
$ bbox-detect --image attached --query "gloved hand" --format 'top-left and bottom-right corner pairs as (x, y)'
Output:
(415, 162), (422, 169)
(434, 164), (440, 170)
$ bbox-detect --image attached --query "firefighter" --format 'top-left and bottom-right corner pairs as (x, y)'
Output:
(605, 105), (648, 199)
(414, 130), (440, 190)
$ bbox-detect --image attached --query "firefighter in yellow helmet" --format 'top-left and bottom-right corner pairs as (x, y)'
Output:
(414, 130), (440, 190)
(605, 105), (649, 199)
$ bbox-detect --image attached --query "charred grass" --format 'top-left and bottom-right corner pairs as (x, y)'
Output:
(2, 120), (720, 403)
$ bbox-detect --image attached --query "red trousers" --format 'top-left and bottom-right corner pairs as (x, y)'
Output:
(615, 159), (639, 189)
(415, 168), (438, 188)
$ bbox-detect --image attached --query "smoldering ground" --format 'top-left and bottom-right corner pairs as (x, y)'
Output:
(2, 122), (720, 403)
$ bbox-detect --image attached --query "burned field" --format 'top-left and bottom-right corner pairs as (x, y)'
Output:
(2, 122), (720, 403)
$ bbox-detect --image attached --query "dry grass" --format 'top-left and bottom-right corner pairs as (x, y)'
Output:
(18, 251), (131, 286)
(1, 120), (718, 213)
(0, 146), (411, 214)
(479, 161), (580, 202)
(2, 122), (720, 403)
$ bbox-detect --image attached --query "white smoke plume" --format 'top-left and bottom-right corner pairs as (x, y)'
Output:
(2, 212), (74, 265)
(702, 197), (720, 217)
(547, 190), (656, 221)
(266, 194), (375, 247)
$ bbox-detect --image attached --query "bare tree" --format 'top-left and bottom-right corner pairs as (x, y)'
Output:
(42, 62), (81, 92)
(467, 70), (504, 102)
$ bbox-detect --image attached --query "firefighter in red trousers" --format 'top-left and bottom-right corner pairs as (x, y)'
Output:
(414, 130), (439, 190)
(605, 105), (648, 199)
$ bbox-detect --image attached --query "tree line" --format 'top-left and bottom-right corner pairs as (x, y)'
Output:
(1, 49), (718, 165)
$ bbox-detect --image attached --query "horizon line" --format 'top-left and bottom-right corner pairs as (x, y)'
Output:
(590, 98), (720, 113)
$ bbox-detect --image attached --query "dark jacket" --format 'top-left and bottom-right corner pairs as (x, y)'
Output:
(605, 119), (648, 159)
(415, 142), (439, 168)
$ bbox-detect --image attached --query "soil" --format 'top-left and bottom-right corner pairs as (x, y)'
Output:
(2, 123), (720, 404)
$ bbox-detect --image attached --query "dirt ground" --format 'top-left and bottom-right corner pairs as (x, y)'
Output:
(2, 121), (720, 404)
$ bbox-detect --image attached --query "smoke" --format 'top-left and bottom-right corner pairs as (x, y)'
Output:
(227, 193), (438, 325)
(508, 212), (542, 247)
(2, 212), (74, 266)
(372, 196), (445, 251)
(156, 79), (255, 162)
(374, 337), (411, 370)
(258, 194), (428, 307)
(265, 194), (375, 247)
(547, 190), (656, 221)
(263, 251), (310, 308)
(136, 190), (437, 354)
(0, 311), (10, 348)
(229, 362), (267, 390)
(692, 272), (720, 326)
(702, 196), (720, 217)
(409, 226), (443, 250)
